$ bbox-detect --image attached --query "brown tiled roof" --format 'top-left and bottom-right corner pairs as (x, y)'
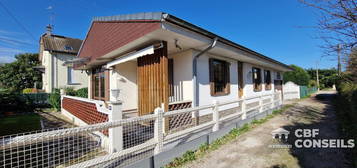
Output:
(78, 21), (161, 61)
(42, 34), (82, 54)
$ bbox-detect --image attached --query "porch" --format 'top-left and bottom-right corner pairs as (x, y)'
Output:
(104, 41), (193, 117)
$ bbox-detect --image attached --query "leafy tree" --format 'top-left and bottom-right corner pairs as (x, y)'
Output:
(0, 53), (42, 92)
(347, 48), (357, 82)
(306, 68), (338, 88)
(283, 65), (310, 86)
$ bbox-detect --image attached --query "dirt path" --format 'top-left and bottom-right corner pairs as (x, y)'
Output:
(185, 91), (353, 168)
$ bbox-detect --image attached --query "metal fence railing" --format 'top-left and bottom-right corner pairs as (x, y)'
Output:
(0, 91), (282, 168)
(299, 86), (318, 98)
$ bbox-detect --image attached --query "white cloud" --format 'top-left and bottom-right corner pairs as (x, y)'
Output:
(0, 56), (15, 63)
(0, 47), (24, 63)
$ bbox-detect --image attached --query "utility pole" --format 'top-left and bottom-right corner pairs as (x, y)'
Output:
(337, 44), (342, 75)
(316, 61), (320, 91)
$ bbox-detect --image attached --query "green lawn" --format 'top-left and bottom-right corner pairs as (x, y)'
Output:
(0, 114), (41, 136)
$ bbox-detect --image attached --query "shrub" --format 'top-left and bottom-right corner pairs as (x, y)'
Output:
(22, 88), (33, 94)
(64, 87), (76, 96)
(49, 89), (61, 111)
(76, 87), (88, 98)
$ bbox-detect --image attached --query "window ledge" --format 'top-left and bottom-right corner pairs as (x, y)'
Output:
(67, 83), (81, 85)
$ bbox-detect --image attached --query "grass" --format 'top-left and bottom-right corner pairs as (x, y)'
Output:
(0, 113), (42, 136)
(165, 104), (294, 168)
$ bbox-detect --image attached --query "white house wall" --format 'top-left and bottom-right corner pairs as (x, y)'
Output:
(53, 53), (88, 90)
(196, 51), (239, 115)
(41, 51), (52, 92)
(41, 51), (88, 92)
(169, 50), (194, 102)
(195, 51), (283, 115)
(111, 61), (138, 111)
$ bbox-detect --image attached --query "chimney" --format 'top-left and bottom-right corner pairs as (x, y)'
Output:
(46, 24), (53, 36)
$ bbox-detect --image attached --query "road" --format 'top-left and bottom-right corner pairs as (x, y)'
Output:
(185, 91), (353, 168)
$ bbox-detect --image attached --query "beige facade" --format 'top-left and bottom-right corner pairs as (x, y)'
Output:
(41, 50), (88, 92)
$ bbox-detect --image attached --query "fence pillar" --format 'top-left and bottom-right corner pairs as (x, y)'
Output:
(241, 99), (247, 120)
(271, 94), (275, 109)
(279, 91), (283, 106)
(259, 96), (263, 113)
(212, 100), (219, 132)
(192, 110), (199, 126)
(154, 107), (165, 154)
(108, 101), (123, 153)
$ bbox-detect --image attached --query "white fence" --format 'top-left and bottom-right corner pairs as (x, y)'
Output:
(283, 81), (300, 100)
(0, 91), (282, 168)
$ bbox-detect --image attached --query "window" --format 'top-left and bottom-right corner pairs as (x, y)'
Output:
(209, 58), (230, 96)
(92, 69), (108, 100)
(276, 72), (281, 80)
(252, 67), (262, 92)
(67, 67), (78, 84)
(264, 70), (272, 90)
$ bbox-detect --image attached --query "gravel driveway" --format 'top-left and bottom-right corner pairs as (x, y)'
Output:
(185, 91), (353, 168)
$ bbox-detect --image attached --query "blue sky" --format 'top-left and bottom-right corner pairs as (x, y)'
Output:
(0, 0), (337, 69)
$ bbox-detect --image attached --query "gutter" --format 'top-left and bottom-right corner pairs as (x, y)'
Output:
(192, 37), (218, 107)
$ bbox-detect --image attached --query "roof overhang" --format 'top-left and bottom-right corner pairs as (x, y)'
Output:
(77, 12), (292, 71)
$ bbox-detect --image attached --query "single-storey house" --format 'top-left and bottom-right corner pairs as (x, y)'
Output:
(74, 12), (291, 117)
(39, 25), (88, 92)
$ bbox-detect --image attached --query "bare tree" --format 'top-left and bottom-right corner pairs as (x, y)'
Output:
(299, 0), (356, 72)
(300, 0), (356, 48)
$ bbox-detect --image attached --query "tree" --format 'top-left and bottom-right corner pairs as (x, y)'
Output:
(347, 47), (357, 81)
(306, 68), (338, 88)
(283, 65), (311, 86)
(300, 0), (356, 50)
(0, 53), (42, 92)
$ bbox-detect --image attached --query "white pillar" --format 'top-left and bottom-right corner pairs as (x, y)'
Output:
(259, 95), (263, 113)
(212, 100), (219, 132)
(154, 107), (164, 154)
(241, 99), (247, 120)
(108, 101), (123, 153)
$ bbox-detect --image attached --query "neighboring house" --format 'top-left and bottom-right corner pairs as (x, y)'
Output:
(39, 27), (88, 92)
(74, 12), (291, 116)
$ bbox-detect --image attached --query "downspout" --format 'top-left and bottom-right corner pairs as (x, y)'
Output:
(193, 37), (218, 107)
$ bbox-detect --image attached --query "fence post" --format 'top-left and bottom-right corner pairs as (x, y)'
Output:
(259, 95), (263, 113)
(108, 101), (123, 153)
(212, 100), (219, 132)
(241, 98), (247, 120)
(154, 107), (164, 154)
(60, 89), (65, 110)
(270, 93), (275, 109)
(279, 91), (283, 106)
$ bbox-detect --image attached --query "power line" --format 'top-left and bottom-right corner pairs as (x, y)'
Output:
(0, 1), (37, 42)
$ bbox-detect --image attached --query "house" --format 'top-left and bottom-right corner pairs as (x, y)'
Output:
(39, 25), (88, 92)
(74, 12), (291, 117)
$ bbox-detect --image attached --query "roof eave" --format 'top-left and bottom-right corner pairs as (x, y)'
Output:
(162, 13), (292, 71)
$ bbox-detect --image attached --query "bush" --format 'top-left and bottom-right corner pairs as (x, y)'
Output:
(22, 88), (33, 94)
(76, 87), (88, 98)
(0, 89), (36, 114)
(64, 87), (76, 96)
(335, 76), (357, 166)
(49, 89), (61, 111)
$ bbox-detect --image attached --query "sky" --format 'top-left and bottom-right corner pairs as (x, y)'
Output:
(0, 0), (338, 69)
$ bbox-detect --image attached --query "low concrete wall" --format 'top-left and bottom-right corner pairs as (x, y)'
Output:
(125, 106), (280, 168)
